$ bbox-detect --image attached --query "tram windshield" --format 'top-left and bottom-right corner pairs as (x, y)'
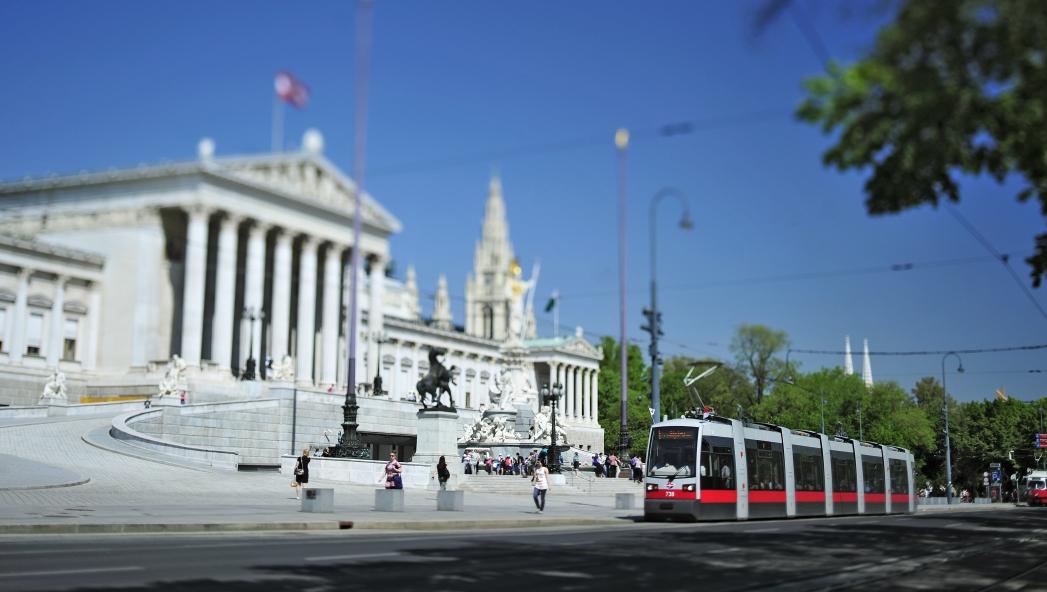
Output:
(648, 427), (698, 479)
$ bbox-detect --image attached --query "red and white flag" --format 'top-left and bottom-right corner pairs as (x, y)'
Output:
(274, 70), (310, 109)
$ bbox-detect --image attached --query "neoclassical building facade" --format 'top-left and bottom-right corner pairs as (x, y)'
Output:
(0, 131), (604, 454)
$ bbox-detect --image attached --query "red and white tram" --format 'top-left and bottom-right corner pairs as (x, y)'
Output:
(643, 415), (915, 521)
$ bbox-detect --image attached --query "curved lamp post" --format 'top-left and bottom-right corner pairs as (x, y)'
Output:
(644, 187), (692, 423)
(941, 352), (964, 504)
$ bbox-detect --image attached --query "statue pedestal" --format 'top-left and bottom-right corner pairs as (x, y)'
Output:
(414, 408), (465, 491)
(37, 396), (68, 407)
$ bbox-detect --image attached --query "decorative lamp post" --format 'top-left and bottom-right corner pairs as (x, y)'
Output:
(371, 331), (388, 395)
(941, 352), (964, 504)
(241, 307), (264, 381)
(333, 0), (374, 460)
(615, 128), (633, 461)
(644, 187), (692, 422)
(541, 382), (565, 473)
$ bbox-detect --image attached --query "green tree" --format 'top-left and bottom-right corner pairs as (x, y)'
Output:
(951, 396), (1047, 492)
(659, 356), (754, 420)
(910, 376), (962, 488)
(596, 336), (650, 456)
(730, 324), (790, 404)
(797, 0), (1047, 284)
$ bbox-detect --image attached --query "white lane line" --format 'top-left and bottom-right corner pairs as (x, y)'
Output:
(745, 528), (780, 533)
(0, 566), (142, 579)
(707, 547), (742, 554)
(305, 552), (401, 562)
(855, 521), (880, 524)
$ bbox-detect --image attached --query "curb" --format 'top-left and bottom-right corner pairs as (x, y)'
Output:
(0, 477), (90, 491)
(0, 517), (632, 536)
(916, 503), (1017, 512)
(0, 521), (341, 535)
(80, 432), (216, 473)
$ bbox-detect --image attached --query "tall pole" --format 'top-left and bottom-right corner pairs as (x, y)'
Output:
(336, 0), (373, 459)
(646, 187), (691, 422)
(942, 352), (963, 504)
(616, 128), (630, 459)
(820, 390), (825, 435)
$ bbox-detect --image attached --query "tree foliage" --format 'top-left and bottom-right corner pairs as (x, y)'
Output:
(730, 324), (790, 404)
(797, 0), (1047, 285)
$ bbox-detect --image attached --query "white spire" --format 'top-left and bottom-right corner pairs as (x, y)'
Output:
(432, 274), (453, 331)
(404, 265), (421, 321)
(844, 335), (854, 375)
(861, 338), (873, 387)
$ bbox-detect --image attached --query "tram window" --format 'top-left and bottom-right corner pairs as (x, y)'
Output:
(700, 438), (734, 490)
(793, 452), (824, 492)
(746, 440), (785, 490)
(862, 456), (885, 494)
(648, 427), (698, 478)
(889, 459), (909, 494)
(831, 456), (857, 492)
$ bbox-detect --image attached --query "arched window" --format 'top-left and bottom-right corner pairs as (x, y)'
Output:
(482, 305), (494, 339)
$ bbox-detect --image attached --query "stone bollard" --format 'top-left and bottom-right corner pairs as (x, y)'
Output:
(375, 488), (405, 512)
(437, 490), (464, 512)
(301, 488), (334, 513)
(615, 493), (635, 509)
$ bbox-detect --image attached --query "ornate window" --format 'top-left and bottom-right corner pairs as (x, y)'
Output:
(482, 306), (494, 339)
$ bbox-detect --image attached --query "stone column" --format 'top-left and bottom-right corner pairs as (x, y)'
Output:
(211, 214), (240, 372)
(295, 237), (317, 385)
(564, 365), (575, 418)
(580, 367), (589, 422)
(45, 275), (67, 367)
(590, 368), (598, 423)
(242, 221), (267, 367)
(581, 368), (590, 422)
(269, 230), (293, 362)
(366, 254), (385, 383)
(180, 206), (210, 365)
(9, 268), (30, 363)
(84, 283), (102, 370)
(320, 245), (341, 388)
(550, 362), (561, 404)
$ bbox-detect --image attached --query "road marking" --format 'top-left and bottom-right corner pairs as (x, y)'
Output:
(855, 521), (880, 524)
(305, 552), (401, 562)
(0, 566), (142, 579)
(707, 547), (742, 554)
(745, 528), (780, 533)
(533, 570), (587, 579)
(946, 523), (964, 527)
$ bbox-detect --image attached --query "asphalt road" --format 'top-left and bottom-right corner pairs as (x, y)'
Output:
(1, 509), (1045, 592)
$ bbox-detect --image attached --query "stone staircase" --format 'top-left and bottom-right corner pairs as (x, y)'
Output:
(562, 472), (645, 496)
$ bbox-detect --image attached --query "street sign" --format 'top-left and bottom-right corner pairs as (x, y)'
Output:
(1037, 434), (1047, 449)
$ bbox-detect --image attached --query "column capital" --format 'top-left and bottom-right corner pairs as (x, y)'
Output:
(220, 211), (245, 229)
(53, 274), (70, 287)
(325, 243), (343, 260)
(274, 227), (294, 246)
(186, 203), (213, 220)
(246, 218), (270, 237)
(16, 267), (33, 281)
(299, 234), (318, 251)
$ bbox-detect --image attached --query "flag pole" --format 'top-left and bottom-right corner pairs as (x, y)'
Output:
(271, 94), (284, 153)
(554, 295), (559, 339)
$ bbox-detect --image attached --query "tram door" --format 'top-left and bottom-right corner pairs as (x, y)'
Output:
(862, 453), (887, 514)
(793, 439), (827, 516)
(699, 436), (736, 520)
(888, 455), (912, 513)
(745, 436), (786, 519)
(830, 447), (859, 515)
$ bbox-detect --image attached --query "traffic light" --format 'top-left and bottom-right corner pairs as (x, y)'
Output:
(641, 308), (663, 337)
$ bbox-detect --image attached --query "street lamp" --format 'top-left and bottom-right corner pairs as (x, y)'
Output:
(541, 382), (565, 473)
(241, 307), (264, 381)
(644, 187), (692, 423)
(371, 331), (388, 395)
(615, 128), (632, 461)
(941, 352), (964, 505)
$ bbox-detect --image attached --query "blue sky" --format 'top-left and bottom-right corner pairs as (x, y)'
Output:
(2, 1), (1045, 404)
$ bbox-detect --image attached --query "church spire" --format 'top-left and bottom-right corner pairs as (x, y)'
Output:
(862, 338), (873, 387)
(844, 335), (854, 375)
(433, 274), (453, 331)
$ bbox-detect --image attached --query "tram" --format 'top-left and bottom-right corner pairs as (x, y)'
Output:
(643, 414), (915, 521)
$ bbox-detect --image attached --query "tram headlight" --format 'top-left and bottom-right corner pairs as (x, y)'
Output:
(646, 484), (658, 492)
(682, 484), (695, 492)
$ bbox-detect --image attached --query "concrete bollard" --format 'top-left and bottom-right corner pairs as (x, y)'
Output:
(375, 488), (405, 512)
(615, 493), (635, 509)
(437, 490), (464, 512)
(301, 488), (334, 513)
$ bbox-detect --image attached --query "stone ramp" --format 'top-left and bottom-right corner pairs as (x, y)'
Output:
(0, 453), (89, 490)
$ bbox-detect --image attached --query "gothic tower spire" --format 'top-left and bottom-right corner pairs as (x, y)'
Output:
(464, 172), (516, 340)
(844, 335), (854, 375)
(862, 338), (873, 387)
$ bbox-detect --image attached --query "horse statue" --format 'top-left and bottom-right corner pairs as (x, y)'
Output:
(416, 347), (457, 410)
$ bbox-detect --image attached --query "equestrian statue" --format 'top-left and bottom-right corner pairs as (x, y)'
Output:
(416, 347), (457, 410)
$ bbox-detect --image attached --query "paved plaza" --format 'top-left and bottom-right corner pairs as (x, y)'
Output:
(0, 415), (635, 533)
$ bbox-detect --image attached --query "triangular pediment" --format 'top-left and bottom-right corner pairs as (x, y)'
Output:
(213, 154), (401, 234)
(556, 337), (602, 359)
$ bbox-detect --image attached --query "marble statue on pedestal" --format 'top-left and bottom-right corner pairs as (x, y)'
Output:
(40, 369), (67, 400)
(416, 348), (456, 410)
(271, 354), (295, 381)
(157, 355), (187, 399)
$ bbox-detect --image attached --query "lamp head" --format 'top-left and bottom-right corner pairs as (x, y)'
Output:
(679, 215), (694, 231)
(957, 364), (965, 374)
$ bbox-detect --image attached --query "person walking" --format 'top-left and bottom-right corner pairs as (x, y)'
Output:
(382, 451), (403, 489)
(531, 460), (552, 513)
(572, 452), (580, 475)
(434, 455), (451, 490)
(293, 448), (310, 500)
